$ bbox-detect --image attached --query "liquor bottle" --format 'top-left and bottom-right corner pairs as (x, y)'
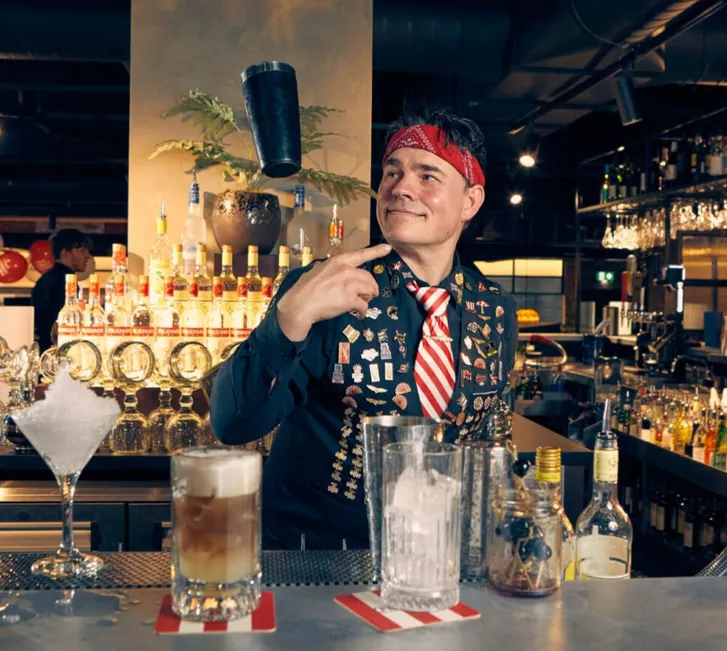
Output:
(290, 184), (307, 266)
(246, 245), (263, 328)
(695, 133), (707, 179)
(713, 412), (727, 470)
(673, 403), (692, 454)
(154, 275), (181, 382)
(683, 498), (696, 553)
(575, 399), (632, 580)
(664, 141), (679, 186)
(131, 274), (154, 351)
(618, 159), (629, 199)
(149, 204), (171, 306)
(80, 273), (106, 365)
(699, 503), (717, 559)
(258, 277), (273, 327)
(181, 170), (206, 276)
(105, 243), (128, 312)
(600, 164), (610, 204)
(231, 277), (250, 341)
(709, 132), (724, 177)
(171, 243), (189, 315)
(650, 155), (663, 192)
(57, 274), (82, 348)
(181, 280), (206, 343)
(535, 446), (576, 580)
(607, 164), (618, 201)
(273, 245), (290, 296)
(705, 409), (718, 466)
(191, 244), (212, 310)
(105, 274), (131, 356)
(327, 204), (344, 257)
(639, 415), (652, 443)
(220, 245), (237, 307)
(302, 245), (313, 267)
(206, 276), (231, 364)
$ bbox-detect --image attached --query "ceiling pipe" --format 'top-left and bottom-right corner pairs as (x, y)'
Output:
(509, 0), (727, 134)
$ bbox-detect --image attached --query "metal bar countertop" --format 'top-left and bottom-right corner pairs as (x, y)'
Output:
(2, 571), (727, 650)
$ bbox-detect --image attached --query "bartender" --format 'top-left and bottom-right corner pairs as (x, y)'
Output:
(31, 228), (92, 352)
(211, 107), (518, 549)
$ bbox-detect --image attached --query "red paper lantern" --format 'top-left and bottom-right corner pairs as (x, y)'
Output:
(0, 249), (29, 284)
(29, 240), (54, 274)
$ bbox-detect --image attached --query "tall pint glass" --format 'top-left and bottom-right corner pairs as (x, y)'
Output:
(381, 442), (462, 612)
(171, 447), (262, 621)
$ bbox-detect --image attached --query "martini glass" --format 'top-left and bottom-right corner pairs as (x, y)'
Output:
(12, 366), (120, 578)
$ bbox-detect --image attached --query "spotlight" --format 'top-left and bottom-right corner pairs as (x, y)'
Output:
(617, 145), (625, 152)
(518, 124), (539, 168)
(615, 65), (641, 126)
(510, 192), (523, 206)
(519, 153), (536, 168)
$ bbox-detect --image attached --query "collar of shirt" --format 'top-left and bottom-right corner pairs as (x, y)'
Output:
(384, 250), (464, 302)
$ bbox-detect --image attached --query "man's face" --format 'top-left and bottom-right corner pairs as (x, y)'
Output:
(69, 246), (91, 273)
(376, 147), (484, 250)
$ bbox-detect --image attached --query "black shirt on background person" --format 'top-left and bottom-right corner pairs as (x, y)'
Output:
(31, 229), (92, 352)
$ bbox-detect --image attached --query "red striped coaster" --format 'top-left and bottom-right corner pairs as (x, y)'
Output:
(334, 590), (480, 633)
(154, 592), (276, 635)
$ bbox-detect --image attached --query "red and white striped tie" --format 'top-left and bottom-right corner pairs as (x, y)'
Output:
(406, 281), (456, 418)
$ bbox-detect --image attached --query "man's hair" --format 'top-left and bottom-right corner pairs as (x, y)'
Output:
(49, 228), (92, 259)
(386, 105), (487, 183)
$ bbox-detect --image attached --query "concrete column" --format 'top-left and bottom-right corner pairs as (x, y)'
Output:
(128, 0), (373, 273)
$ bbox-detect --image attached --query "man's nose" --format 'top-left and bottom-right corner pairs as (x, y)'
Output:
(391, 174), (416, 199)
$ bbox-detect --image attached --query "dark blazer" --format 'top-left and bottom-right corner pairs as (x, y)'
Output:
(211, 251), (518, 550)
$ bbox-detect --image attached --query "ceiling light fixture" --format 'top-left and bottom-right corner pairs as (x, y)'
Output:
(518, 124), (539, 168)
(615, 62), (641, 126)
(510, 192), (523, 206)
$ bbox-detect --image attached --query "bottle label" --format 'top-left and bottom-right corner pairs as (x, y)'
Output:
(656, 505), (665, 531)
(174, 289), (189, 300)
(189, 282), (199, 298)
(700, 524), (715, 548)
(692, 446), (706, 463)
(594, 449), (618, 482)
(223, 290), (238, 302)
(131, 326), (154, 338)
(157, 327), (180, 337)
(535, 470), (560, 483)
(208, 327), (231, 338)
(233, 328), (252, 340)
(678, 510), (686, 535)
(80, 325), (105, 337)
(112, 245), (127, 267)
(197, 290), (212, 302)
(106, 326), (131, 337)
(181, 327), (205, 338)
(576, 535), (630, 580)
(640, 428), (652, 443)
(650, 502), (657, 527)
(684, 522), (694, 548)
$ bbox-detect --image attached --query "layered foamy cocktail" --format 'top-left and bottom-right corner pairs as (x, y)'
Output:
(171, 447), (262, 622)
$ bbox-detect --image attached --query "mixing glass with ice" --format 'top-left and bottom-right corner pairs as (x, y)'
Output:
(12, 366), (120, 578)
(381, 442), (462, 612)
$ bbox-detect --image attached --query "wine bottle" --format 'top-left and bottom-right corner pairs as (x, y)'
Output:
(575, 399), (633, 580)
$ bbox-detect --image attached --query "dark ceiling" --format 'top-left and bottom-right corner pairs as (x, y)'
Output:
(2, 0), (727, 251)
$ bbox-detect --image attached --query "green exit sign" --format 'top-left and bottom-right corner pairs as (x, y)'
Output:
(596, 271), (615, 283)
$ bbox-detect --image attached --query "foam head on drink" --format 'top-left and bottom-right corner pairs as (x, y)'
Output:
(173, 449), (261, 584)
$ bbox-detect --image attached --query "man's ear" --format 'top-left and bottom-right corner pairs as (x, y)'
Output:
(462, 185), (485, 223)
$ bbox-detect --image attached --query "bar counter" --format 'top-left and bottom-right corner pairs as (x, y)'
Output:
(1, 551), (725, 651)
(0, 415), (590, 551)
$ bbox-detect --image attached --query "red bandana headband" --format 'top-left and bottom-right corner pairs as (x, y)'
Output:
(382, 124), (486, 188)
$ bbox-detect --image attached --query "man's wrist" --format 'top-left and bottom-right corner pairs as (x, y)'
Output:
(276, 301), (313, 342)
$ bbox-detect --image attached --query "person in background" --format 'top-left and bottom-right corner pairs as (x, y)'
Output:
(31, 228), (92, 352)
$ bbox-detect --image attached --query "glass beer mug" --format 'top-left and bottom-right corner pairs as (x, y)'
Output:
(171, 447), (262, 621)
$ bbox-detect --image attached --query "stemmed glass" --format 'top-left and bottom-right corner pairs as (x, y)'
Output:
(164, 341), (211, 451)
(12, 366), (120, 578)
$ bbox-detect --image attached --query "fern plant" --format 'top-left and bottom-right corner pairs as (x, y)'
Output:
(150, 89), (376, 206)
